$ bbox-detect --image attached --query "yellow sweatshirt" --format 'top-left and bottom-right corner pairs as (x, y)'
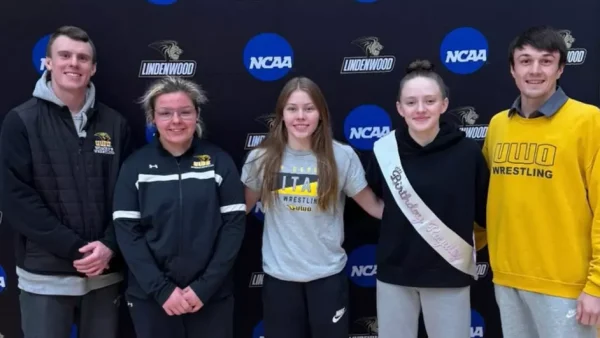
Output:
(483, 98), (600, 299)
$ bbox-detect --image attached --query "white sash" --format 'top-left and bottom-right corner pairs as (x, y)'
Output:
(373, 131), (477, 279)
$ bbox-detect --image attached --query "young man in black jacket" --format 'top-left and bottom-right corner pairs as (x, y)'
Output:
(0, 26), (132, 338)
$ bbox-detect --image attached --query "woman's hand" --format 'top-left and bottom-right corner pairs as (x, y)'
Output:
(162, 287), (192, 316)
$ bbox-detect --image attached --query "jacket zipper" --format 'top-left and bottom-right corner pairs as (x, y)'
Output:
(66, 112), (89, 242)
(78, 137), (87, 240)
(176, 159), (183, 256)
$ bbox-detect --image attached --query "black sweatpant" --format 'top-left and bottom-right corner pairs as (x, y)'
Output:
(127, 293), (234, 338)
(262, 271), (349, 338)
(19, 283), (120, 338)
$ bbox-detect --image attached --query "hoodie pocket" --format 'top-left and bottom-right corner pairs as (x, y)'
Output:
(24, 239), (47, 259)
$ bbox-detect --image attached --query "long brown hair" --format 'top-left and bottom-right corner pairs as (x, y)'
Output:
(257, 76), (338, 212)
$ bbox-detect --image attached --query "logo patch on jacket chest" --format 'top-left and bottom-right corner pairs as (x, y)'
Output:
(192, 154), (212, 168)
(93, 132), (115, 155)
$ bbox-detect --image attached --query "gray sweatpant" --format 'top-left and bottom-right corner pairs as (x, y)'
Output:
(376, 279), (470, 338)
(19, 283), (120, 338)
(494, 284), (596, 338)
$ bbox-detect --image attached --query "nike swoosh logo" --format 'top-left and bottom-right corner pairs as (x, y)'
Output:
(332, 308), (346, 323)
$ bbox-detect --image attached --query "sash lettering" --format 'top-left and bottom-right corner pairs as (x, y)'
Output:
(373, 131), (477, 279)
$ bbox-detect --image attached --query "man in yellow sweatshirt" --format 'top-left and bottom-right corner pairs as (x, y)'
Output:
(483, 25), (600, 338)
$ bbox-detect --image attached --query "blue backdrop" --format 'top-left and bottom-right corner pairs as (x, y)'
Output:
(0, 0), (599, 337)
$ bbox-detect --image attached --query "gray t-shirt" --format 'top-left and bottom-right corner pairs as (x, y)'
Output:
(241, 141), (368, 282)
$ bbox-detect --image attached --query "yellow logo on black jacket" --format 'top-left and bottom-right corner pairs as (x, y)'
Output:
(192, 154), (211, 168)
(93, 132), (114, 155)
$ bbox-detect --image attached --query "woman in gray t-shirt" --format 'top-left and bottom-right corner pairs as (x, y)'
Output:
(241, 76), (383, 338)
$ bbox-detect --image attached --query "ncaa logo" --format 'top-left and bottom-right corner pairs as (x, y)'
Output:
(243, 33), (293, 82)
(252, 320), (265, 338)
(32, 34), (51, 74)
(440, 27), (488, 75)
(147, 0), (177, 4)
(0, 265), (6, 294)
(344, 105), (391, 151)
(471, 309), (485, 337)
(145, 124), (157, 143)
(252, 200), (265, 222)
(346, 244), (377, 287)
(70, 324), (78, 338)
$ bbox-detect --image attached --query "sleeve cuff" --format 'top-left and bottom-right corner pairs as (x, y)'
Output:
(583, 281), (600, 298)
(68, 239), (87, 261)
(98, 238), (119, 255)
(190, 280), (213, 305)
(155, 282), (177, 306)
(346, 180), (368, 198)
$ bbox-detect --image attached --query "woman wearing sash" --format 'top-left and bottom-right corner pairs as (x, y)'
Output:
(241, 76), (384, 338)
(367, 60), (490, 338)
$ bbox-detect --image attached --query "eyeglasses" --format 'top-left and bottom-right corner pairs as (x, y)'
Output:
(154, 110), (196, 121)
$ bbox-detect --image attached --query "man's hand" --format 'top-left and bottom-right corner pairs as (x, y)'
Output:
(182, 286), (204, 313)
(73, 241), (113, 277)
(577, 291), (600, 326)
(162, 287), (192, 316)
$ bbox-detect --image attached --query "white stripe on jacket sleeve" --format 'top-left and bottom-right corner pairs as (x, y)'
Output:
(113, 210), (141, 220)
(220, 204), (246, 213)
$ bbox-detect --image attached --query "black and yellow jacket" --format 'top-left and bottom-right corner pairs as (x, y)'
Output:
(113, 135), (246, 306)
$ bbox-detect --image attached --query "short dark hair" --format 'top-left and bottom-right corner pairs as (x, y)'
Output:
(508, 25), (567, 67)
(46, 26), (97, 63)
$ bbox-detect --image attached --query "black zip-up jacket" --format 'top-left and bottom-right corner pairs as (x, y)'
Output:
(0, 97), (132, 276)
(366, 121), (489, 287)
(112, 136), (246, 306)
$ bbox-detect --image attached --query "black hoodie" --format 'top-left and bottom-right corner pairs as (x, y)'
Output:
(366, 121), (489, 288)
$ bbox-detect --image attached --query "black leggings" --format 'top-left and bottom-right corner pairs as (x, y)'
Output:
(262, 271), (349, 338)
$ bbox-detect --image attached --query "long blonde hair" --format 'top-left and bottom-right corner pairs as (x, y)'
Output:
(256, 77), (338, 212)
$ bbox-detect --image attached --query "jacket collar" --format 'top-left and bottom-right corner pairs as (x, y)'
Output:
(152, 133), (201, 158)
